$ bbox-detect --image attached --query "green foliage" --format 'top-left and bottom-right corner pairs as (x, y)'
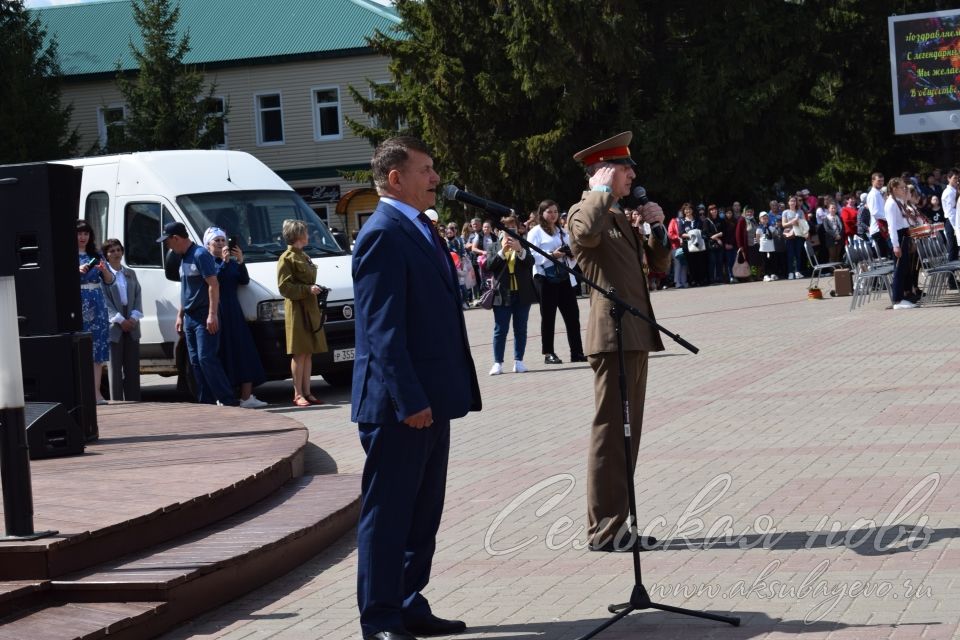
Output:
(0, 0), (78, 163)
(109, 0), (224, 153)
(351, 0), (960, 215)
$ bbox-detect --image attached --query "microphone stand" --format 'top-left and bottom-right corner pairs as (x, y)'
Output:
(490, 217), (740, 637)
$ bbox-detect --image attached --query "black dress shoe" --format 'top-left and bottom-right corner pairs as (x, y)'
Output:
(364, 632), (417, 640)
(570, 354), (588, 363)
(404, 614), (467, 636)
(589, 536), (658, 552)
(544, 353), (563, 365)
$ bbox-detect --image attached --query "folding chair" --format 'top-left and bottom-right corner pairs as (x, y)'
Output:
(804, 240), (842, 289)
(846, 237), (893, 311)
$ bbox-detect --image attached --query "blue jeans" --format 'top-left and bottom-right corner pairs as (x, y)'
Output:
(492, 293), (530, 363)
(183, 313), (238, 405)
(786, 236), (805, 273)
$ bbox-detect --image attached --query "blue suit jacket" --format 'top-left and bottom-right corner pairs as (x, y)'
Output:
(351, 201), (481, 424)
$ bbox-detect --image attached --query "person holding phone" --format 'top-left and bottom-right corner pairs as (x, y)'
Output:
(487, 215), (536, 375)
(77, 219), (115, 405)
(204, 227), (268, 408)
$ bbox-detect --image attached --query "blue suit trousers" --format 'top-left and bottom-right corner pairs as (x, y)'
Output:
(356, 418), (450, 636)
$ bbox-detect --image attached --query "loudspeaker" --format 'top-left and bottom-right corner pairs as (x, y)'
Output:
(20, 333), (98, 442)
(0, 162), (83, 335)
(25, 402), (85, 459)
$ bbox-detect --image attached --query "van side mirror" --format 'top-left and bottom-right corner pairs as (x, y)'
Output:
(164, 249), (182, 282)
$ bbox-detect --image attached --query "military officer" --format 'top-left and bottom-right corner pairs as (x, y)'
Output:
(566, 131), (671, 552)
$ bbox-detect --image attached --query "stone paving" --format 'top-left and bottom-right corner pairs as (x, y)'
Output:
(162, 277), (960, 640)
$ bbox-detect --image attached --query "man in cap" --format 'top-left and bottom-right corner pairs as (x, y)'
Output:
(157, 221), (238, 407)
(566, 132), (671, 552)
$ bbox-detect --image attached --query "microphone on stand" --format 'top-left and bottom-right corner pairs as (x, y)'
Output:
(442, 184), (515, 218)
(631, 185), (668, 246)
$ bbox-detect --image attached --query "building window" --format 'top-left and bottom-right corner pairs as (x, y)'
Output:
(97, 105), (126, 150)
(255, 92), (284, 145)
(311, 87), (342, 141)
(201, 96), (227, 149)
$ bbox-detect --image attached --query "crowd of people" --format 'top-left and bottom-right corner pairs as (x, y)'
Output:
(79, 217), (335, 409)
(441, 167), (959, 324)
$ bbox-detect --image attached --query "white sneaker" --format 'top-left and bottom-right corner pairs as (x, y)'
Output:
(794, 272), (804, 279)
(489, 362), (503, 376)
(513, 360), (528, 373)
(729, 277), (736, 284)
(763, 275), (771, 282)
(893, 300), (917, 309)
(239, 395), (268, 409)
(787, 273), (795, 280)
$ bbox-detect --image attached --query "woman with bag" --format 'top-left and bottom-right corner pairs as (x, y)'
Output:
(487, 215), (536, 375)
(680, 204), (708, 286)
(526, 200), (585, 365)
(277, 219), (329, 406)
(733, 207), (756, 281)
(667, 210), (687, 288)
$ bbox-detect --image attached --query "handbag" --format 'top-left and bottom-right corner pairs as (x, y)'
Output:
(478, 274), (500, 309)
(731, 249), (751, 279)
(543, 263), (568, 284)
(686, 228), (705, 252)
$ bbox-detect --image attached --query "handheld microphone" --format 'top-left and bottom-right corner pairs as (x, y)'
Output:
(443, 184), (515, 218)
(632, 186), (667, 246)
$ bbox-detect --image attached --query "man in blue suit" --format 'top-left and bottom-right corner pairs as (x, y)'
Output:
(352, 137), (482, 640)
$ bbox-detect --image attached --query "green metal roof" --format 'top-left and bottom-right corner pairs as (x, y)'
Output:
(32, 0), (401, 78)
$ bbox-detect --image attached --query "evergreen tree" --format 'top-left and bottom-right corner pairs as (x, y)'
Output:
(0, 0), (78, 163)
(112, 0), (224, 152)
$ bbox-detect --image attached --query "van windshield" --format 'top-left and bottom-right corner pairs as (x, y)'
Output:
(176, 190), (345, 262)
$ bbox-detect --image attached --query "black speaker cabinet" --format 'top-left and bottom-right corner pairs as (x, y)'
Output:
(24, 402), (85, 459)
(0, 162), (83, 335)
(20, 333), (98, 443)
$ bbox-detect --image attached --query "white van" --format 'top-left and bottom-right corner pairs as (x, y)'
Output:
(61, 150), (356, 389)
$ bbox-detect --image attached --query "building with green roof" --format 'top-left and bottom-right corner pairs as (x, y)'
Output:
(32, 0), (401, 232)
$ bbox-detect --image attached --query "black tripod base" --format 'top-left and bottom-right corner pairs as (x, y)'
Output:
(576, 585), (740, 640)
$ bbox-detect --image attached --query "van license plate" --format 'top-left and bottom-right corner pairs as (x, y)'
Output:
(334, 348), (355, 363)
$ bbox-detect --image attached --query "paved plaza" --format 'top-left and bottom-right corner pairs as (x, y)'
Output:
(162, 277), (960, 640)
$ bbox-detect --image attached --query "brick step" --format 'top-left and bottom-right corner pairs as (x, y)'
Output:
(0, 601), (165, 640)
(45, 473), (360, 638)
(0, 581), (48, 619)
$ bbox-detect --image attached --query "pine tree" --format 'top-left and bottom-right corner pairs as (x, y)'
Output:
(112, 0), (224, 152)
(0, 0), (78, 163)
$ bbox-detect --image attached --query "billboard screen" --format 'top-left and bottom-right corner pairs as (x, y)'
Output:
(889, 10), (960, 134)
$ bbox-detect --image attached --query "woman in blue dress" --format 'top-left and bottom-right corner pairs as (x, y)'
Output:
(77, 220), (114, 405)
(203, 227), (268, 408)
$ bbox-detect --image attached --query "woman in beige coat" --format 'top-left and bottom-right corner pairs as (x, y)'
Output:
(277, 219), (328, 406)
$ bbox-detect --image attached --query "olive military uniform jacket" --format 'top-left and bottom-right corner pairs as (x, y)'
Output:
(277, 246), (328, 355)
(567, 190), (671, 355)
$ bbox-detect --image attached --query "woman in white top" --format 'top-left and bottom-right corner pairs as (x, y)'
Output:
(885, 178), (916, 309)
(781, 195), (807, 279)
(101, 238), (142, 401)
(526, 200), (585, 364)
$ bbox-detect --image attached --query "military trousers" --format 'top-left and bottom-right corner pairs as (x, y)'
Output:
(586, 350), (649, 547)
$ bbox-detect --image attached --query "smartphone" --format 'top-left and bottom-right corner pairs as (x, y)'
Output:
(227, 237), (237, 250)
(87, 256), (101, 268)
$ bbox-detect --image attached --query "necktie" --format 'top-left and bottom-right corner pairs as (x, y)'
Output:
(417, 212), (454, 282)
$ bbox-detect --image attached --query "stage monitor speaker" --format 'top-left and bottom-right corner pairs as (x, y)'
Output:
(0, 162), (83, 335)
(20, 333), (98, 442)
(24, 402), (85, 459)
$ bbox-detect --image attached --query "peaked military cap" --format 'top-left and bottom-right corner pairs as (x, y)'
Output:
(573, 131), (636, 167)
